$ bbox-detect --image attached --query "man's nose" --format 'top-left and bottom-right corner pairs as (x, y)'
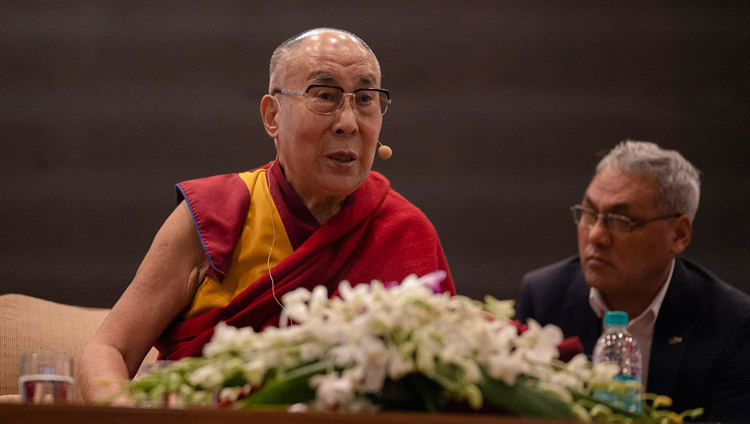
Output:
(586, 217), (613, 246)
(334, 95), (358, 135)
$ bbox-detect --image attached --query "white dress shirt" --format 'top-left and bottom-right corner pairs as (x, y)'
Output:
(588, 259), (675, 388)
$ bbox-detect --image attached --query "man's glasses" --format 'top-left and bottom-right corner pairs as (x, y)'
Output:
(570, 205), (682, 234)
(273, 84), (391, 118)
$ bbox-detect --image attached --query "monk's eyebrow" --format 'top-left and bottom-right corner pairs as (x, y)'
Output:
(305, 71), (379, 88)
(307, 71), (338, 85)
(358, 74), (377, 86)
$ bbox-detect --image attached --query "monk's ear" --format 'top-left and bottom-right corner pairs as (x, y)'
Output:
(670, 215), (692, 255)
(261, 94), (280, 139)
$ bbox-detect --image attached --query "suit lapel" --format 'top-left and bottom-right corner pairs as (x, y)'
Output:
(647, 259), (695, 396)
(562, 268), (601, 356)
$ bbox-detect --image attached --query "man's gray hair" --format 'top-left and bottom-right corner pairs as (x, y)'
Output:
(596, 140), (701, 221)
(268, 28), (379, 92)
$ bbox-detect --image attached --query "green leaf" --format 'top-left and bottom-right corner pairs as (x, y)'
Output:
(571, 390), (652, 422)
(478, 373), (573, 419)
(238, 370), (318, 407)
(407, 374), (447, 412)
(222, 369), (248, 387)
(372, 374), (446, 412)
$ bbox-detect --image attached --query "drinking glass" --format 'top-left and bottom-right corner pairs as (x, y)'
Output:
(137, 360), (175, 377)
(135, 360), (178, 408)
(19, 352), (74, 404)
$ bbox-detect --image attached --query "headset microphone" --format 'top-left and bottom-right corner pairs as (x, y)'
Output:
(377, 141), (393, 160)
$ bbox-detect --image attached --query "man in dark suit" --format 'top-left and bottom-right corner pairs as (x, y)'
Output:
(515, 140), (750, 422)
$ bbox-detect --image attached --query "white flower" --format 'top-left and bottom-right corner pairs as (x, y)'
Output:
(514, 319), (563, 364)
(218, 386), (246, 403)
(287, 402), (309, 413)
(591, 362), (621, 385)
(487, 350), (527, 386)
(483, 296), (516, 320)
(241, 358), (270, 386)
(299, 341), (326, 361)
(308, 285), (329, 317)
(414, 331), (439, 375)
(540, 362), (587, 396)
(415, 270), (448, 293)
(386, 345), (414, 379)
(310, 372), (354, 409)
(538, 381), (573, 403)
(565, 353), (593, 383)
(280, 287), (313, 325)
(188, 364), (224, 389)
(202, 322), (236, 355)
(127, 272), (635, 418)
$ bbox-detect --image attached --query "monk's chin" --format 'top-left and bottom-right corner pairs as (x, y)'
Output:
(322, 174), (367, 195)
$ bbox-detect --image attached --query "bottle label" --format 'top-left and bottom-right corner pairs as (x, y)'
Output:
(593, 375), (642, 413)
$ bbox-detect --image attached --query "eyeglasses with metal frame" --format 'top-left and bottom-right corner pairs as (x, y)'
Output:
(570, 204), (682, 234)
(273, 84), (391, 118)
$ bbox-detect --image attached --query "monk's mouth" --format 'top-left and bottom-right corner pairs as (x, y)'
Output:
(328, 154), (356, 163)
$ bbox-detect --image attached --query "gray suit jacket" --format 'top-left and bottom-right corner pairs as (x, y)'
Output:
(515, 256), (750, 422)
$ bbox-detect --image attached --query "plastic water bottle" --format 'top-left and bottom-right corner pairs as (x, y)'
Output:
(592, 311), (643, 413)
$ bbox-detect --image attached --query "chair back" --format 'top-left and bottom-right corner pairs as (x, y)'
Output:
(0, 293), (157, 403)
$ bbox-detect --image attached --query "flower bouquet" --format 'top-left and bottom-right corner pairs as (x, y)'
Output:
(123, 272), (702, 422)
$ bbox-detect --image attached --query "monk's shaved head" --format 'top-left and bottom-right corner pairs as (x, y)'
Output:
(268, 28), (380, 92)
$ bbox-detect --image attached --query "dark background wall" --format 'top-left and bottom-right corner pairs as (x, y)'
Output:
(2, 1), (749, 307)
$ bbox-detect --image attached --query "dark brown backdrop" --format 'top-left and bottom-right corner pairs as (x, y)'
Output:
(2, 1), (749, 307)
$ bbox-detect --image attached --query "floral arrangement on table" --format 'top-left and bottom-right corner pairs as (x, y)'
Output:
(123, 272), (702, 423)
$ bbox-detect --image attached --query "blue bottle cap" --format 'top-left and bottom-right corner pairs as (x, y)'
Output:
(604, 311), (629, 326)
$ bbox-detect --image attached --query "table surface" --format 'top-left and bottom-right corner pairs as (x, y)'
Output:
(0, 402), (578, 424)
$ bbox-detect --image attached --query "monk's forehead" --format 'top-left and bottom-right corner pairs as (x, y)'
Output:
(295, 31), (371, 56)
(288, 32), (379, 81)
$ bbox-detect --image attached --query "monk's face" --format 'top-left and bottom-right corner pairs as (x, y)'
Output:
(272, 32), (382, 205)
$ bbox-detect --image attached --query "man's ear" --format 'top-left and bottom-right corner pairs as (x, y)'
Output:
(670, 215), (692, 255)
(261, 94), (280, 139)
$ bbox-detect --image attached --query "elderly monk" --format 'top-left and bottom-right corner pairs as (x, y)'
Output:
(79, 28), (454, 403)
